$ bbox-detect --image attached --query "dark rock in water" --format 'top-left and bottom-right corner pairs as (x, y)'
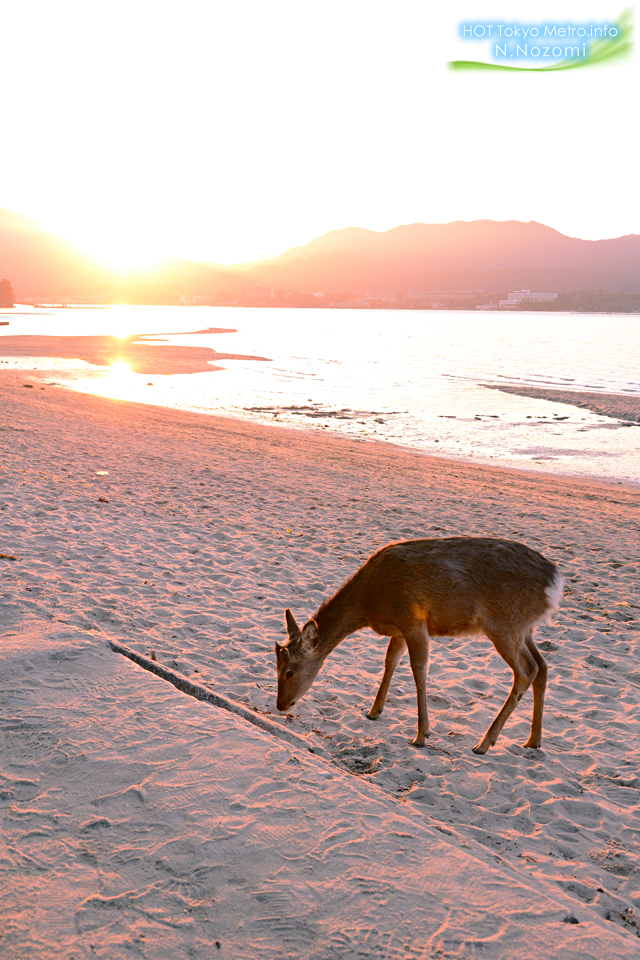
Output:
(0, 278), (14, 308)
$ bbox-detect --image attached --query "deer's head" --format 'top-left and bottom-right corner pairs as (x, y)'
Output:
(275, 609), (324, 711)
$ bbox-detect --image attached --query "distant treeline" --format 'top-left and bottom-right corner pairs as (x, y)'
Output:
(517, 290), (640, 313)
(16, 284), (640, 314)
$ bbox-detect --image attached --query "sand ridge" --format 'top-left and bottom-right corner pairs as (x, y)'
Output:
(1, 371), (640, 956)
(488, 384), (640, 424)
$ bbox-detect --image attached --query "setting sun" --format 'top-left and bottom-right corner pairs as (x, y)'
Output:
(1, 3), (636, 269)
(74, 233), (172, 273)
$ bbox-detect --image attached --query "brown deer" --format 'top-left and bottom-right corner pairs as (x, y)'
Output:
(275, 538), (562, 753)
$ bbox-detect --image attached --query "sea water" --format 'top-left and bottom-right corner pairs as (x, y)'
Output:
(1, 304), (639, 483)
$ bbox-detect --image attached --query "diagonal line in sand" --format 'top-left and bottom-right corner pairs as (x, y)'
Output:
(109, 638), (331, 760)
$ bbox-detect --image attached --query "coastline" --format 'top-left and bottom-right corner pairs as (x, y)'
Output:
(2, 311), (639, 489)
(2, 371), (640, 956)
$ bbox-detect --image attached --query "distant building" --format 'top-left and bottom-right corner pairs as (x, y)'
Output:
(499, 289), (557, 308)
(246, 284), (276, 300)
(508, 289), (557, 302)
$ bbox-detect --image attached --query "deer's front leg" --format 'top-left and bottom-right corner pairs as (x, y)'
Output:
(367, 635), (407, 720)
(406, 629), (431, 748)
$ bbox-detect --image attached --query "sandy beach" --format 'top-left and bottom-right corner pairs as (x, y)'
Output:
(2, 370), (640, 958)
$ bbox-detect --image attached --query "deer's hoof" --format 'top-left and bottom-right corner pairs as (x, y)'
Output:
(410, 734), (428, 748)
(366, 708), (381, 720)
(472, 741), (489, 755)
(523, 738), (541, 750)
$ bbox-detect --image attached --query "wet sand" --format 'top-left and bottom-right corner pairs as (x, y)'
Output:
(488, 384), (640, 424)
(0, 330), (270, 375)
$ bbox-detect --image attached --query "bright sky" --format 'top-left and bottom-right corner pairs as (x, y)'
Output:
(0, 1), (636, 268)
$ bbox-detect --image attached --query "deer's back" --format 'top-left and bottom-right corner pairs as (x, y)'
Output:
(357, 538), (558, 638)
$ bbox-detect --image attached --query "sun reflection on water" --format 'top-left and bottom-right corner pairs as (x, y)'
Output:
(108, 305), (139, 339)
(109, 360), (132, 379)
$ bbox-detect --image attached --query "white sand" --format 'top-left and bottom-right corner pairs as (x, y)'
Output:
(2, 372), (640, 958)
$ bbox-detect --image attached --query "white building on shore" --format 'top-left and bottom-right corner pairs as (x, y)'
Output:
(499, 289), (557, 308)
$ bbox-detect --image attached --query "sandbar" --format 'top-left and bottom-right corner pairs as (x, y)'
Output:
(488, 384), (640, 423)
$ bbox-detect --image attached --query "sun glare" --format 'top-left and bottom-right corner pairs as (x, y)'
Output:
(107, 305), (139, 339)
(76, 233), (172, 273)
(110, 360), (132, 378)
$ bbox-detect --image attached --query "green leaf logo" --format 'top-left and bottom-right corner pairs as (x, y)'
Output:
(449, 8), (633, 72)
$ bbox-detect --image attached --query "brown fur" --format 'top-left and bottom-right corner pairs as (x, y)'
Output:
(275, 538), (562, 753)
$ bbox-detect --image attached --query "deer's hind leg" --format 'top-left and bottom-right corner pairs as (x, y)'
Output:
(472, 632), (539, 755)
(367, 634), (407, 721)
(522, 633), (548, 749)
(404, 624), (431, 748)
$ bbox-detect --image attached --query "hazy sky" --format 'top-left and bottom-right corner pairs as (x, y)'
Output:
(1, 1), (636, 267)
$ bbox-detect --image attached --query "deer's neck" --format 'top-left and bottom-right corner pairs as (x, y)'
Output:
(314, 578), (368, 657)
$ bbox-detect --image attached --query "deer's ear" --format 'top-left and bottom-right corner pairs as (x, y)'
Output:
(300, 619), (319, 652)
(275, 641), (289, 660)
(285, 609), (300, 639)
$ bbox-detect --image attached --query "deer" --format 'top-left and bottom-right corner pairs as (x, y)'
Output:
(275, 538), (562, 754)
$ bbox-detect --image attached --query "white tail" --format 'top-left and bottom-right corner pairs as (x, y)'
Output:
(275, 538), (562, 753)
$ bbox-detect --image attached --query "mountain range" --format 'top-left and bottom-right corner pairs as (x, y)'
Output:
(1, 208), (639, 302)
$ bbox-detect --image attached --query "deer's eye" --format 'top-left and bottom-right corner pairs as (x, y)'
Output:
(285, 669), (294, 680)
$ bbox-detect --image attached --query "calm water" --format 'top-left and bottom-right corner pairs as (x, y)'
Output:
(1, 304), (639, 483)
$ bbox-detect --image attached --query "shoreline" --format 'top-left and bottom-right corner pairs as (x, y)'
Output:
(4, 364), (640, 492)
(2, 314), (639, 489)
(9, 301), (640, 316)
(51, 388), (640, 496)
